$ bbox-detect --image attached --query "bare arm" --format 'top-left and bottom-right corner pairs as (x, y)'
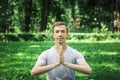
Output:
(31, 62), (59, 76)
(31, 50), (63, 76)
(58, 45), (92, 75)
(63, 61), (92, 75)
(31, 45), (92, 76)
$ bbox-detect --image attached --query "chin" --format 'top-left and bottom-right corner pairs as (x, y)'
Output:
(58, 42), (63, 44)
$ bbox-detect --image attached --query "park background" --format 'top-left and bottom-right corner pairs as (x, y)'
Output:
(0, 0), (120, 80)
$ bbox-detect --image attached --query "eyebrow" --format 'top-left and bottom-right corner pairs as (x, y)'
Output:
(55, 30), (65, 32)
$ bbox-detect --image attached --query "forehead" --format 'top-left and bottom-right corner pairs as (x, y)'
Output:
(54, 25), (67, 30)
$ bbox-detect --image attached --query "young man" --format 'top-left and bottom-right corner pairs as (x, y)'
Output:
(31, 21), (92, 80)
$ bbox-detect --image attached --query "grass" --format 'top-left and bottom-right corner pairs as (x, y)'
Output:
(0, 41), (120, 80)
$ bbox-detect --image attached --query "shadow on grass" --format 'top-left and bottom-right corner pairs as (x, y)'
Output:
(75, 53), (120, 80)
(0, 41), (120, 80)
(88, 54), (119, 80)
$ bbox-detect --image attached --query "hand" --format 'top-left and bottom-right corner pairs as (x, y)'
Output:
(57, 46), (65, 65)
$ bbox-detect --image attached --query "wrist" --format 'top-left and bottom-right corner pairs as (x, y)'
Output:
(63, 62), (67, 66)
(56, 62), (60, 66)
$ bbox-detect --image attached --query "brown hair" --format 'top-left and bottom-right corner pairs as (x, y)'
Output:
(52, 21), (68, 33)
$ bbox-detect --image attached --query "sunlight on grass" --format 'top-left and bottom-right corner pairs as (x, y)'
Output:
(16, 52), (24, 56)
(29, 45), (40, 48)
(97, 51), (119, 56)
(67, 39), (120, 43)
(106, 52), (119, 55)
(0, 41), (120, 80)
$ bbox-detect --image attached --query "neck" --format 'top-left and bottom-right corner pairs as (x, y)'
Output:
(54, 43), (67, 50)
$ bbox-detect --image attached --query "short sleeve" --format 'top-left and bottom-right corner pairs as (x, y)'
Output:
(36, 52), (46, 65)
(74, 50), (85, 64)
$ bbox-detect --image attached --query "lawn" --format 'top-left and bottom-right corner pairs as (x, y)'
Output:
(0, 41), (120, 80)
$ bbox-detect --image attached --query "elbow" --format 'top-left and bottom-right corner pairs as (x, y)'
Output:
(31, 71), (36, 76)
(31, 70), (43, 76)
(87, 68), (92, 75)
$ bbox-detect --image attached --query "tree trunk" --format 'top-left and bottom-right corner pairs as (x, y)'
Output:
(97, 0), (102, 30)
(111, 0), (115, 33)
(40, 0), (50, 31)
(0, 0), (9, 33)
(24, 0), (32, 32)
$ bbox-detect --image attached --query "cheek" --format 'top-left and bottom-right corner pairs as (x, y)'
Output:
(52, 34), (57, 38)
(64, 34), (68, 37)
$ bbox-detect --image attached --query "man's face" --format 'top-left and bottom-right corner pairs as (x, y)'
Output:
(52, 25), (68, 44)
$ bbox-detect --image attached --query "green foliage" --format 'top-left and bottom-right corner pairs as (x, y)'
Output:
(0, 33), (48, 42)
(69, 33), (120, 41)
(0, 33), (120, 42)
(0, 41), (120, 80)
(92, 22), (110, 33)
(1, 0), (120, 33)
(5, 34), (19, 41)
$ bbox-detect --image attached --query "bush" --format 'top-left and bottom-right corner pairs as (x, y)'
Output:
(0, 34), (4, 41)
(18, 33), (35, 41)
(5, 34), (19, 41)
(69, 33), (120, 41)
(0, 33), (119, 41)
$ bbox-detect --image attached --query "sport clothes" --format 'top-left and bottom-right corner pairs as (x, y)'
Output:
(36, 46), (85, 80)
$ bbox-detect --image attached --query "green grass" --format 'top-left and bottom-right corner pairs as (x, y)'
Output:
(0, 41), (120, 80)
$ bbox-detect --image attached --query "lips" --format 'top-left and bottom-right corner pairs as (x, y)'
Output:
(58, 38), (62, 39)
(57, 37), (63, 40)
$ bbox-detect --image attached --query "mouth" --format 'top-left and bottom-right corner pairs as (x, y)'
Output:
(57, 37), (63, 40)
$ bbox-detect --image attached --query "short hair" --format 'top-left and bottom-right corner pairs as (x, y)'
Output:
(52, 21), (68, 33)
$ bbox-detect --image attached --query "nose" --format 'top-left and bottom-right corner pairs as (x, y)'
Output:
(58, 32), (62, 36)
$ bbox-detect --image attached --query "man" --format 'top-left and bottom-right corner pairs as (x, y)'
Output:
(31, 21), (92, 80)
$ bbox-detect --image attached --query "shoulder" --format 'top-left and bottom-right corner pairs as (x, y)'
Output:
(39, 47), (54, 56)
(67, 46), (83, 56)
(67, 46), (80, 53)
(42, 46), (53, 53)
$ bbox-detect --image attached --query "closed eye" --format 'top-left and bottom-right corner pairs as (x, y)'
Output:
(61, 30), (65, 33)
(56, 30), (59, 33)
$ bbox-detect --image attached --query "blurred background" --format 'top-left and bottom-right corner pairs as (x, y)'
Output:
(0, 0), (120, 80)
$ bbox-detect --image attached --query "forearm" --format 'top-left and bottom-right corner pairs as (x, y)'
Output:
(31, 63), (59, 76)
(63, 62), (92, 74)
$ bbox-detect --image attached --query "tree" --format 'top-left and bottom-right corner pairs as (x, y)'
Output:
(40, 0), (50, 31)
(24, 0), (32, 32)
(0, 0), (11, 33)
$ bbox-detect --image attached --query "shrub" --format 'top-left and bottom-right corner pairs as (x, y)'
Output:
(0, 34), (4, 41)
(69, 33), (120, 41)
(0, 33), (119, 41)
(5, 34), (19, 41)
(18, 33), (35, 41)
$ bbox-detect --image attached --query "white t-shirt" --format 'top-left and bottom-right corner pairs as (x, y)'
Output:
(36, 46), (85, 80)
